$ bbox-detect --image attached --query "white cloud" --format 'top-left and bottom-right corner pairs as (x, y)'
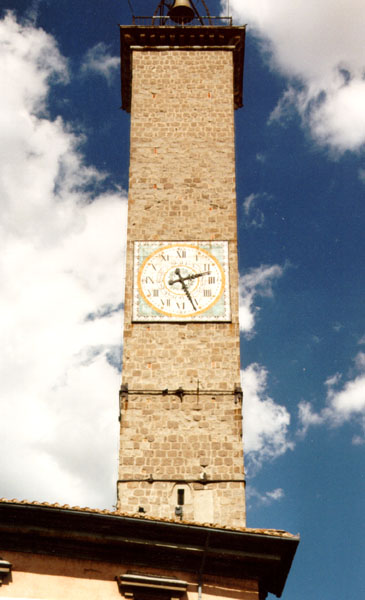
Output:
(242, 192), (268, 228)
(81, 42), (119, 84)
(358, 333), (365, 345)
(243, 193), (256, 215)
(246, 485), (285, 507)
(352, 435), (365, 446)
(239, 264), (284, 335)
(298, 351), (365, 442)
(0, 13), (127, 508)
(328, 374), (365, 422)
(226, 0), (365, 152)
(325, 372), (342, 388)
(297, 401), (326, 433)
(354, 351), (365, 371)
(241, 363), (293, 471)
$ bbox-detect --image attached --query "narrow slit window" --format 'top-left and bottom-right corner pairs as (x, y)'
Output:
(177, 488), (185, 506)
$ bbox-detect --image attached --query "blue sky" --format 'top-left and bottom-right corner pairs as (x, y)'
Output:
(0, 1), (364, 599)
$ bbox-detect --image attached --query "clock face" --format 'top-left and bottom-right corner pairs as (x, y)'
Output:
(133, 242), (231, 322)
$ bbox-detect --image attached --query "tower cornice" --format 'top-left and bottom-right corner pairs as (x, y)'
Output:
(119, 25), (246, 112)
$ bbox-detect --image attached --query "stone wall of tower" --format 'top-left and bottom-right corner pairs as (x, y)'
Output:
(118, 48), (245, 527)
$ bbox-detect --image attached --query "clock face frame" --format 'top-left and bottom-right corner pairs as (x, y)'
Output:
(133, 241), (231, 322)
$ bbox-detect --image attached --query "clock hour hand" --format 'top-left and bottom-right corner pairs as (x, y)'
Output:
(183, 270), (210, 282)
(168, 270), (210, 286)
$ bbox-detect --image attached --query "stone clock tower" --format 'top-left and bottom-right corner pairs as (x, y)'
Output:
(117, 2), (246, 528)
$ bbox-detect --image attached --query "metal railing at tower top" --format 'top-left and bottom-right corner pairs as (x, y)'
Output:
(131, 15), (233, 26)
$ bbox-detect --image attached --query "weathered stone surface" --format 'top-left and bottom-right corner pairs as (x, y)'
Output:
(118, 47), (246, 528)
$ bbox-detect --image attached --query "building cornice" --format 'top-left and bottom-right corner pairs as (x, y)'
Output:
(0, 500), (298, 598)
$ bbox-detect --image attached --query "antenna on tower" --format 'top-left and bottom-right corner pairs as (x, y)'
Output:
(127, 0), (134, 17)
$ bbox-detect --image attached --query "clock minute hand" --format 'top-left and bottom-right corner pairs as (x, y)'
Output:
(173, 268), (197, 311)
(181, 280), (197, 312)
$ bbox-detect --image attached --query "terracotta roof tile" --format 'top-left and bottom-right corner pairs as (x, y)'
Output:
(0, 497), (298, 539)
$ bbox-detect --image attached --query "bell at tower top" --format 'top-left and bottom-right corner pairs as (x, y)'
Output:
(167, 0), (195, 25)
(129, 0), (232, 27)
(120, 1), (245, 112)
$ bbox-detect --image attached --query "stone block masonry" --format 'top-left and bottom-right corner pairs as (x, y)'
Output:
(118, 43), (246, 528)
(118, 389), (245, 527)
